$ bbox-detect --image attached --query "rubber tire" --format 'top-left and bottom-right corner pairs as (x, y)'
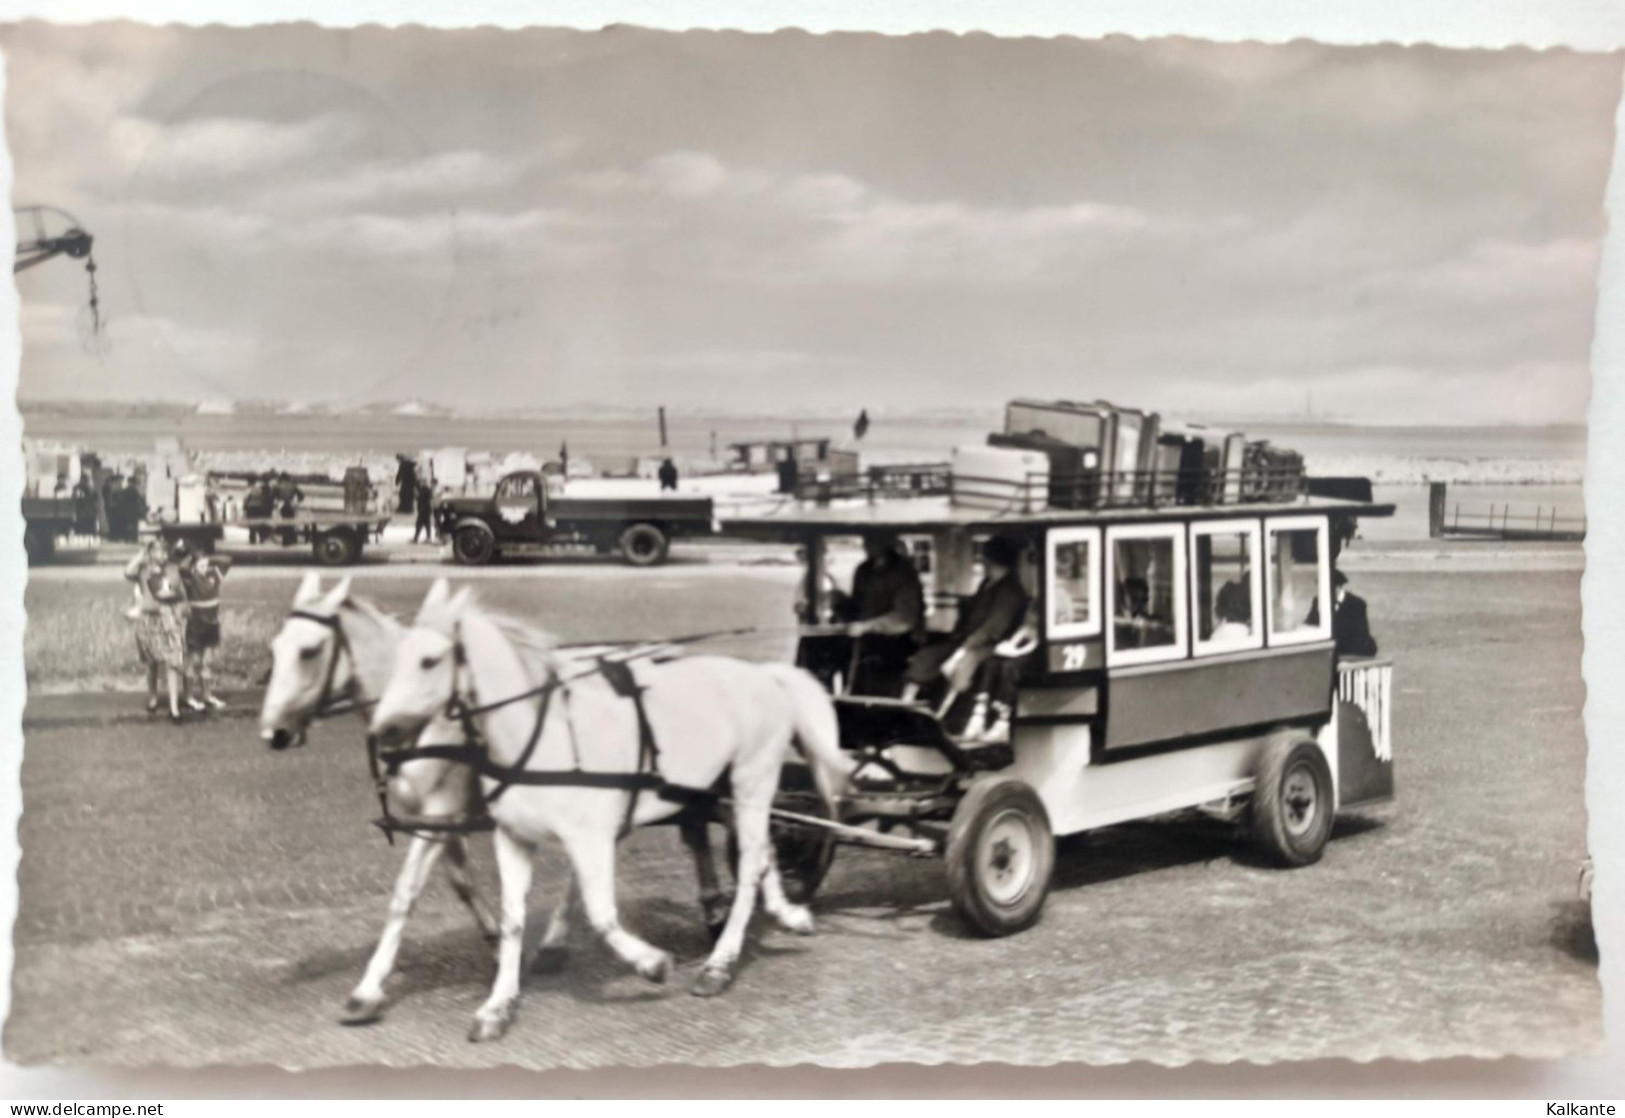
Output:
(1250, 738), (1335, 867)
(725, 792), (837, 905)
(313, 529), (360, 567)
(23, 525), (56, 566)
(452, 523), (496, 566)
(618, 522), (669, 567)
(945, 778), (1055, 937)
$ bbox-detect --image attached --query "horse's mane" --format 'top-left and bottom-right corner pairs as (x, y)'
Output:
(467, 603), (562, 681)
(338, 593), (404, 634)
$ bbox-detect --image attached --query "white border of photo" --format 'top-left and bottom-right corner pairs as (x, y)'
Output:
(0, 0), (1620, 1103)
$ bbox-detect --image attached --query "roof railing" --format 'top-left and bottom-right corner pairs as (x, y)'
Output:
(793, 462), (1308, 512)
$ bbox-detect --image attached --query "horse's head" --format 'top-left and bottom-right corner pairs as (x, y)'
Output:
(260, 572), (354, 750)
(368, 578), (470, 752)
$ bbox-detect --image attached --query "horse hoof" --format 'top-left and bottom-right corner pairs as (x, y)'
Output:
(691, 965), (735, 998)
(339, 995), (385, 1026)
(530, 945), (570, 975)
(636, 951), (672, 985)
(468, 1008), (515, 1043)
(778, 906), (816, 936)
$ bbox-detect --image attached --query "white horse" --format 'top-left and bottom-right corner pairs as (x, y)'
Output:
(258, 574), (737, 1026)
(259, 573), (501, 1025)
(368, 579), (854, 1042)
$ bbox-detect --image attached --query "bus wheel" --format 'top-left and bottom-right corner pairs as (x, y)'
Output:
(1250, 738), (1335, 867)
(452, 523), (495, 566)
(313, 529), (360, 567)
(618, 522), (669, 566)
(945, 778), (1054, 937)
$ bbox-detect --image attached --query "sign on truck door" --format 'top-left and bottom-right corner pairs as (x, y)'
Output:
(493, 472), (542, 539)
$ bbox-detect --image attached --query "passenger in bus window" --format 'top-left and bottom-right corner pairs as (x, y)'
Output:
(1211, 580), (1252, 642)
(1051, 541), (1089, 627)
(1113, 575), (1156, 649)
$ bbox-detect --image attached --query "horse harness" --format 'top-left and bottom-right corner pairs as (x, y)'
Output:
(366, 633), (709, 844)
(288, 609), (367, 721)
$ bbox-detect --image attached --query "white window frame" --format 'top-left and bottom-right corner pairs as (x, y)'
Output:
(1264, 515), (1332, 647)
(1045, 526), (1101, 641)
(1189, 519), (1265, 656)
(1105, 522), (1188, 667)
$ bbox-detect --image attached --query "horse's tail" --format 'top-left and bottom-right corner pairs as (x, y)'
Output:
(761, 663), (855, 811)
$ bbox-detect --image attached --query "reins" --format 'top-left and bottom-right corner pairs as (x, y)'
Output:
(366, 623), (721, 844)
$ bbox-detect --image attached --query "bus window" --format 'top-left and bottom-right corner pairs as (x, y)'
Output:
(1045, 526), (1100, 639)
(1266, 516), (1331, 646)
(1191, 521), (1263, 655)
(1106, 524), (1187, 665)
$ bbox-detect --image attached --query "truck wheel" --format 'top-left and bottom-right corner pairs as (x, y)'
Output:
(1250, 738), (1335, 867)
(945, 778), (1054, 937)
(23, 525), (56, 565)
(313, 529), (360, 567)
(618, 522), (669, 566)
(453, 523), (496, 566)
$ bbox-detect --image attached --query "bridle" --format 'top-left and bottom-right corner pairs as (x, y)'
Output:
(286, 609), (369, 725)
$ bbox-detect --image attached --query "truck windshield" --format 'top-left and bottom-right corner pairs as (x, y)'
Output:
(498, 475), (537, 500)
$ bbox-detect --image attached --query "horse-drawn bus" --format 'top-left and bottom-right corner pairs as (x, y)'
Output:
(721, 434), (1396, 936)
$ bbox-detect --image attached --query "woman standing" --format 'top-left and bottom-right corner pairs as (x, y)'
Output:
(124, 537), (189, 722)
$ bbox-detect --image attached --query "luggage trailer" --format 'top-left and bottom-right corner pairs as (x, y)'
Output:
(722, 483), (1396, 937)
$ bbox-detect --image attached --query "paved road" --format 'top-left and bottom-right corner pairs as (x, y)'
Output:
(5, 569), (1599, 1069)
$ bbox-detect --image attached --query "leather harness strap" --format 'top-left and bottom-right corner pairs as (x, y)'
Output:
(368, 635), (705, 842)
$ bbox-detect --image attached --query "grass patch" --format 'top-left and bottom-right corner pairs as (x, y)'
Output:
(25, 581), (281, 691)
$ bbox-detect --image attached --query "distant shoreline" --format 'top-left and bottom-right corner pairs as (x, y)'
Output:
(19, 403), (1588, 489)
(15, 398), (1590, 434)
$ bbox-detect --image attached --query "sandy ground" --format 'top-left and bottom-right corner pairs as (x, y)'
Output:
(5, 563), (1599, 1070)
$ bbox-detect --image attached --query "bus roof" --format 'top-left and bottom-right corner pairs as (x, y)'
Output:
(721, 493), (1396, 538)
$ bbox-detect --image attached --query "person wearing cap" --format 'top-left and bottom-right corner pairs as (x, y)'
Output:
(177, 543), (235, 712)
(902, 534), (1031, 720)
(1331, 569), (1378, 658)
(830, 531), (925, 696)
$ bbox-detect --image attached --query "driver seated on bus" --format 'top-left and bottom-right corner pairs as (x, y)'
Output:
(901, 534), (1030, 733)
(830, 530), (925, 696)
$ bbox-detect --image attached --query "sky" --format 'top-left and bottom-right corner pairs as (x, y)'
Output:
(3, 24), (1620, 423)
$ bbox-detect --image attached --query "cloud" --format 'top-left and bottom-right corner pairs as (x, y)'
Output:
(145, 113), (360, 184)
(569, 150), (1154, 284)
(263, 141), (577, 214)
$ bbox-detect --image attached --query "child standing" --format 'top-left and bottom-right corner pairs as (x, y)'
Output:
(179, 550), (235, 711)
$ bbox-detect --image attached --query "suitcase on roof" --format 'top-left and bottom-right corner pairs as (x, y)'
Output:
(1004, 399), (1114, 457)
(988, 431), (1099, 509)
(952, 444), (1050, 512)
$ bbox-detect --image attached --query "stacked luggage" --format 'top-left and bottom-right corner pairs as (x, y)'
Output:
(995, 399), (1165, 509)
(944, 399), (1308, 511)
(1241, 441), (1305, 502)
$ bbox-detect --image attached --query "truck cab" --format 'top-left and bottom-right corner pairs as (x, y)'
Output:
(437, 469), (716, 567)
